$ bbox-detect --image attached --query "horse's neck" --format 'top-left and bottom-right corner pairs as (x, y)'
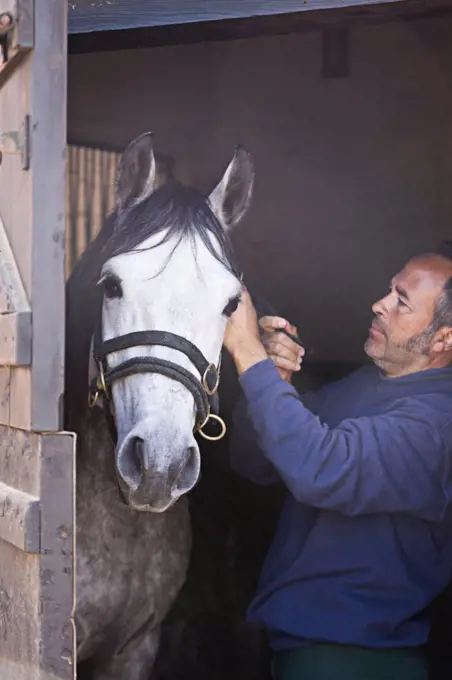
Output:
(74, 405), (117, 486)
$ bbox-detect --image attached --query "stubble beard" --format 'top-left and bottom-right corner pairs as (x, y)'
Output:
(364, 325), (435, 374)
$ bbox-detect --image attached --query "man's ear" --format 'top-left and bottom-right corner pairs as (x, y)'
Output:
(431, 327), (452, 354)
(444, 327), (452, 352)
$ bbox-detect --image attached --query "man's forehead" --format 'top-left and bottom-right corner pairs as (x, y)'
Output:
(395, 256), (452, 300)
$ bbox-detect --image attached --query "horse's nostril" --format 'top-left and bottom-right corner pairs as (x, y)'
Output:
(117, 436), (145, 491)
(172, 446), (200, 494)
(131, 436), (145, 475)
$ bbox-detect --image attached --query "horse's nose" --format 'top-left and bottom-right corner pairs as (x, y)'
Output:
(171, 445), (200, 495)
(116, 435), (200, 508)
(132, 436), (146, 476)
(116, 435), (146, 491)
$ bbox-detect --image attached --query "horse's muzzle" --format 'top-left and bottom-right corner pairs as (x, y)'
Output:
(116, 434), (200, 511)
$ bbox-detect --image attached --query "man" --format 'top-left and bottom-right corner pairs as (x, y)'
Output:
(223, 244), (452, 680)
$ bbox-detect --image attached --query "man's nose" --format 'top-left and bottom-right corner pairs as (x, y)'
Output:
(372, 296), (387, 317)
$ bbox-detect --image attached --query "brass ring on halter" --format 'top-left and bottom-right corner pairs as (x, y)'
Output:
(88, 390), (99, 408)
(197, 413), (227, 441)
(88, 363), (107, 408)
(202, 363), (220, 396)
(97, 363), (108, 394)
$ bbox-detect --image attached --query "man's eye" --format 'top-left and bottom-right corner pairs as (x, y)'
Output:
(397, 298), (407, 308)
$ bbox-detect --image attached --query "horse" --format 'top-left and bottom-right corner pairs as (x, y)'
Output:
(64, 131), (255, 679)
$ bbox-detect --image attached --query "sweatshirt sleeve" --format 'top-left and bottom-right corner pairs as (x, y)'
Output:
(236, 360), (452, 520)
(229, 365), (328, 486)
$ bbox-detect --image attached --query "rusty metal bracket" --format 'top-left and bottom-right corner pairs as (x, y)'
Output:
(0, 114), (30, 170)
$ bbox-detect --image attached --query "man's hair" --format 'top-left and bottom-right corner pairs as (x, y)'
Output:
(432, 240), (452, 330)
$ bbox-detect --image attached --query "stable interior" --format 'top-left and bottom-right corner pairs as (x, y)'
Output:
(67, 8), (452, 679)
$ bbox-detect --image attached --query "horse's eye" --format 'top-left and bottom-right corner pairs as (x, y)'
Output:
(102, 276), (123, 300)
(223, 296), (240, 317)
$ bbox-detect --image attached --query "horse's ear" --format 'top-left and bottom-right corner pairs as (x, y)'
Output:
(208, 146), (254, 232)
(115, 132), (157, 212)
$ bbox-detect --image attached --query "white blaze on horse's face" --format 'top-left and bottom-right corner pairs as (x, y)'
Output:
(97, 133), (254, 513)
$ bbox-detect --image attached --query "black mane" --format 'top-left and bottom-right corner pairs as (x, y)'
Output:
(109, 180), (240, 277)
(64, 180), (240, 426)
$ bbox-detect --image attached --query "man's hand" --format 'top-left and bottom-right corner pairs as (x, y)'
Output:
(223, 290), (305, 380)
(260, 316), (304, 383)
(223, 289), (268, 375)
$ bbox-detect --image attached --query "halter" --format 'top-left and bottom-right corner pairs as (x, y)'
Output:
(88, 309), (227, 444)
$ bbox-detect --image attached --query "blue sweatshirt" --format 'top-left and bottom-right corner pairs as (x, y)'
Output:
(230, 359), (452, 651)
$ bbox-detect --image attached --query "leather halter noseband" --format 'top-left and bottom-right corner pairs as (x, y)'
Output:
(88, 312), (226, 443)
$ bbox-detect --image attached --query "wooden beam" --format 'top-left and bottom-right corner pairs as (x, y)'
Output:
(68, 0), (452, 54)
(68, 0), (432, 34)
(0, 214), (32, 366)
(29, 0), (68, 430)
(0, 426), (75, 677)
(0, 480), (40, 553)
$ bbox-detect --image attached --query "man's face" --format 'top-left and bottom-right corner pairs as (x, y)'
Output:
(364, 256), (452, 375)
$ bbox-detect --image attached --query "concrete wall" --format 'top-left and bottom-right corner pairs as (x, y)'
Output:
(68, 15), (452, 362)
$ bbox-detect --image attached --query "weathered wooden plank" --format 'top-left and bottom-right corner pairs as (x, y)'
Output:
(0, 424), (41, 498)
(0, 212), (32, 367)
(15, 0), (33, 46)
(0, 213), (32, 315)
(29, 0), (67, 431)
(0, 429), (75, 678)
(0, 480), (40, 552)
(39, 432), (76, 677)
(0, 659), (64, 680)
(0, 0), (72, 676)
(9, 368), (31, 430)
(0, 51), (31, 304)
(0, 0), (66, 430)
(0, 312), (31, 365)
(0, 540), (40, 678)
(0, 367), (10, 423)
(0, 30), (31, 428)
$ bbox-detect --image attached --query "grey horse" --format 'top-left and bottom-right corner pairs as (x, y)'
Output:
(64, 132), (254, 679)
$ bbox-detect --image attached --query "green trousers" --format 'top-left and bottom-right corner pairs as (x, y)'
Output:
(271, 644), (429, 680)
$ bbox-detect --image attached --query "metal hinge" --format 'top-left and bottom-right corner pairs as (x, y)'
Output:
(0, 114), (30, 170)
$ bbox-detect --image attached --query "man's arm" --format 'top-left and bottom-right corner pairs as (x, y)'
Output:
(229, 386), (326, 486)
(238, 359), (452, 520)
(229, 397), (279, 485)
(228, 305), (307, 485)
